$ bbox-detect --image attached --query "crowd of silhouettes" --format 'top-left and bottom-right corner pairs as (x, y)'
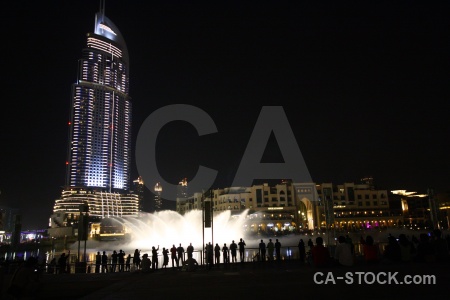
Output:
(304, 228), (450, 268)
(250, 238), (286, 262)
(2, 230), (448, 288)
(378, 229), (449, 264)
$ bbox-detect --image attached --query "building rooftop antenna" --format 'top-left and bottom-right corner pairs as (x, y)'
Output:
(100, 0), (106, 20)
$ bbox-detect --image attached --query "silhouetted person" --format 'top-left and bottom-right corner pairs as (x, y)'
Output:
(141, 254), (151, 273)
(7, 257), (40, 299)
(162, 247), (169, 268)
(177, 243), (185, 266)
(308, 238), (314, 251)
(152, 246), (159, 270)
(214, 243), (221, 265)
(334, 236), (354, 266)
(58, 251), (69, 274)
(446, 234), (450, 250)
(222, 243), (229, 264)
(111, 250), (118, 272)
(311, 237), (330, 267)
(126, 254), (131, 272)
(230, 240), (238, 263)
(238, 238), (246, 262)
(95, 251), (101, 273)
(48, 258), (56, 274)
(432, 229), (449, 262)
(259, 239), (266, 262)
(206, 242), (214, 269)
(345, 234), (354, 255)
(133, 249), (141, 270)
(171, 244), (178, 269)
(267, 239), (275, 261)
(185, 257), (199, 272)
(187, 243), (194, 259)
(361, 235), (379, 264)
(0, 259), (3, 290)
(411, 234), (419, 247)
(275, 239), (282, 262)
(118, 250), (125, 272)
(398, 234), (415, 263)
(298, 239), (306, 263)
(383, 236), (401, 263)
(102, 251), (108, 273)
(415, 233), (435, 263)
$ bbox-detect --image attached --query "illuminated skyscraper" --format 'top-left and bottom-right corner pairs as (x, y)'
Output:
(51, 3), (138, 226)
(154, 182), (163, 212)
(177, 178), (189, 199)
(133, 176), (145, 212)
(67, 6), (131, 190)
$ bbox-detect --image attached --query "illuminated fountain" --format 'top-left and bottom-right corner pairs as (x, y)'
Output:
(74, 209), (351, 264)
(87, 209), (250, 252)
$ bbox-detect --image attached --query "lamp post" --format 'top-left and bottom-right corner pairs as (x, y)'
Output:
(428, 188), (440, 229)
(321, 196), (330, 247)
(322, 188), (335, 253)
(76, 204), (89, 273)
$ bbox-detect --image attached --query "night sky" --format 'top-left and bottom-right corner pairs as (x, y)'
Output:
(1, 1), (449, 229)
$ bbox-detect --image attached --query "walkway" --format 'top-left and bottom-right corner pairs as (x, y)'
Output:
(2, 260), (450, 299)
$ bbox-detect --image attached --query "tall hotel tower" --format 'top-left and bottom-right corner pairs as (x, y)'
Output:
(51, 4), (140, 228)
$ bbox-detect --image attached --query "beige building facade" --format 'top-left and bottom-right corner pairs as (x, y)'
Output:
(176, 180), (402, 235)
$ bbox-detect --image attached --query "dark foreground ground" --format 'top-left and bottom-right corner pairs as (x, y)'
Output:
(2, 260), (450, 299)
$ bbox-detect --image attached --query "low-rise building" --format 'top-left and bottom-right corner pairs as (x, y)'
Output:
(176, 178), (413, 234)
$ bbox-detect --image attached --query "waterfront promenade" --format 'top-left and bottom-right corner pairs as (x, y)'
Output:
(2, 259), (449, 299)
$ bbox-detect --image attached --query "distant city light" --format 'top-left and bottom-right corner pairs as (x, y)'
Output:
(391, 190), (428, 197)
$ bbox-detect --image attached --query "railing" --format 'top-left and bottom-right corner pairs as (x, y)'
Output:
(1, 242), (391, 274)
